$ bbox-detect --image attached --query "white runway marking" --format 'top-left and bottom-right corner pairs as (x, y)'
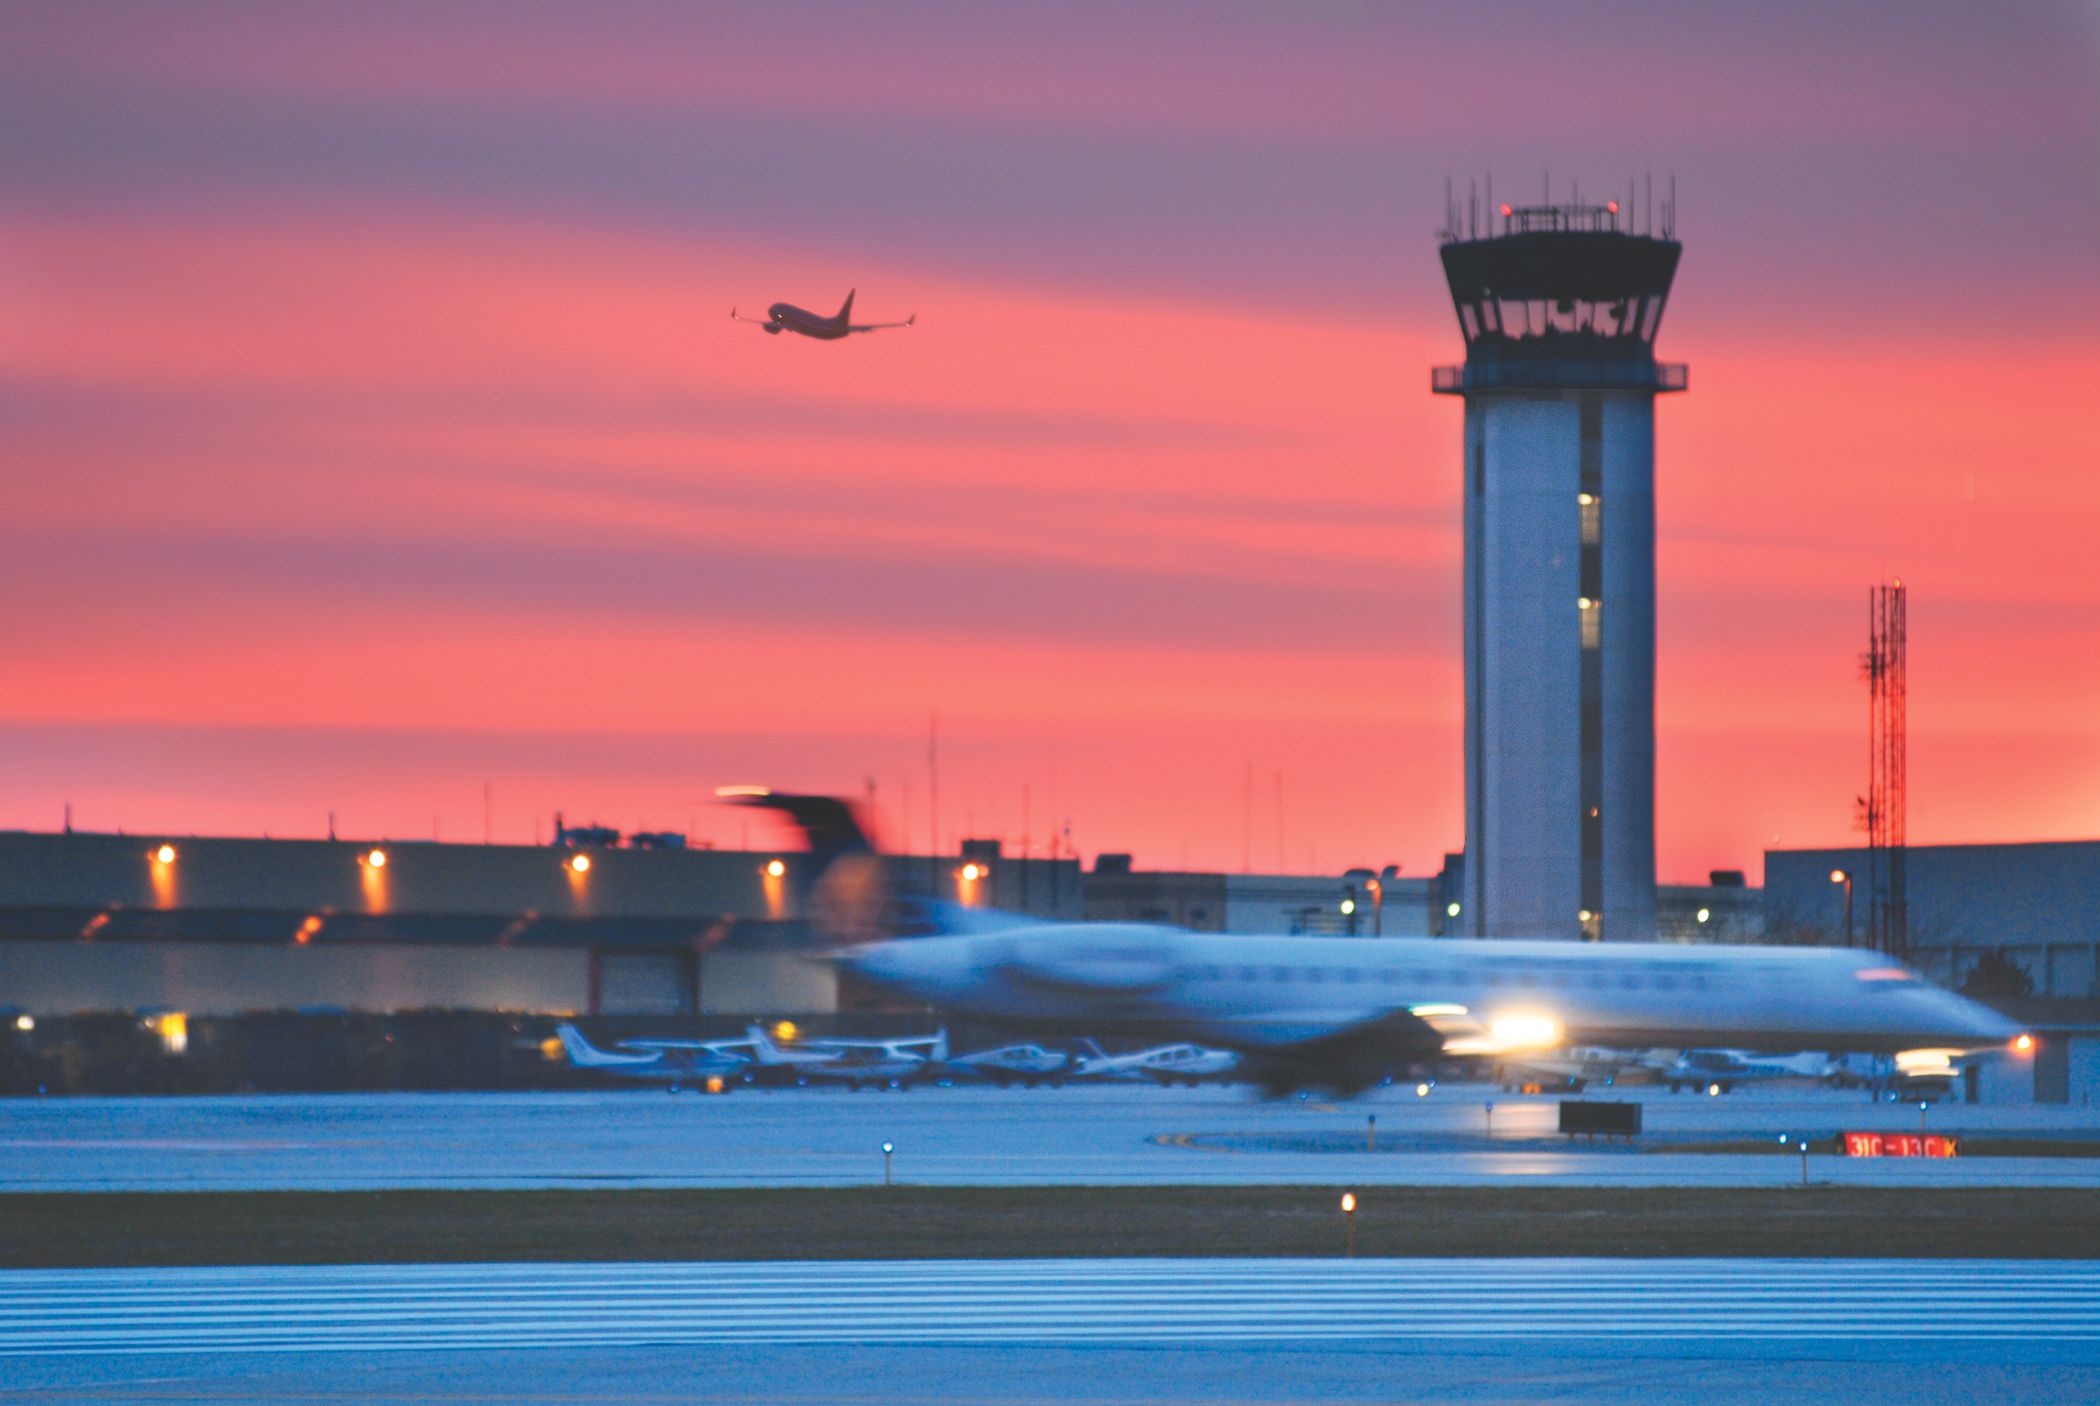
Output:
(3, 1259), (2097, 1354)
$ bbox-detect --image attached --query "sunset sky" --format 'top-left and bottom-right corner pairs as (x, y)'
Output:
(4, 3), (2097, 880)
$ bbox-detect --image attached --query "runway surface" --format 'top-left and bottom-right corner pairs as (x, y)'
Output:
(3, 1084), (2095, 1191)
(4, 1259), (2096, 1405)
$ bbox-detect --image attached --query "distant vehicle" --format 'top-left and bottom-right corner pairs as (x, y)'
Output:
(1062, 1039), (1240, 1086)
(730, 289), (914, 340)
(1664, 1049), (1845, 1094)
(742, 1023), (945, 1091)
(944, 1042), (1071, 1087)
(555, 1023), (751, 1093)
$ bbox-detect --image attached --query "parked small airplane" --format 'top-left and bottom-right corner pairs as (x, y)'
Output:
(1664, 1048), (1846, 1094)
(1133, 1043), (1242, 1087)
(1062, 1039), (1240, 1085)
(742, 1023), (945, 1090)
(730, 289), (914, 340)
(943, 1042), (1071, 1087)
(1495, 1045), (1672, 1092)
(555, 1023), (752, 1092)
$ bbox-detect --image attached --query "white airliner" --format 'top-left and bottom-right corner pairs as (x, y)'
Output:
(556, 1023), (753, 1091)
(835, 930), (2020, 1096)
(727, 788), (2024, 1097)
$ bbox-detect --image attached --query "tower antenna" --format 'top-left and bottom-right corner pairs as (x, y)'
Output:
(928, 709), (940, 862)
(1242, 762), (1254, 874)
(1273, 771), (1286, 872)
(1858, 582), (1909, 960)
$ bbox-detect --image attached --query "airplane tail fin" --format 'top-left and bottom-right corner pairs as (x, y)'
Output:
(930, 1028), (950, 1064)
(1070, 1037), (1108, 1062)
(719, 788), (887, 944)
(837, 288), (856, 325)
(715, 788), (1054, 946)
(719, 790), (872, 870)
(744, 1023), (787, 1064)
(557, 1022), (641, 1069)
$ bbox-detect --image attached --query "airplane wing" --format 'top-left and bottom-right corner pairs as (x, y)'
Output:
(617, 1037), (755, 1056)
(803, 1034), (941, 1053)
(728, 308), (775, 328)
(847, 315), (916, 333)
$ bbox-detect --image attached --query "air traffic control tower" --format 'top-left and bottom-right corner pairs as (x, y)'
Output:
(1433, 192), (1684, 942)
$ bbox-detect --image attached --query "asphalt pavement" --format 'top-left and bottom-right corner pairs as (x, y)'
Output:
(3, 1258), (2096, 1405)
(2, 1083), (2094, 1190)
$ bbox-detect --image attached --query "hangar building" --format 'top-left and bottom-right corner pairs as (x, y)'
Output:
(0, 830), (1080, 1018)
(1766, 840), (2100, 1105)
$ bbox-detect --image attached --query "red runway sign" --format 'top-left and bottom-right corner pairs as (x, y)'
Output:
(1842, 1132), (1960, 1158)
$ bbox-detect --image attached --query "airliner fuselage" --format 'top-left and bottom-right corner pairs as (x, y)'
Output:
(840, 926), (2016, 1092)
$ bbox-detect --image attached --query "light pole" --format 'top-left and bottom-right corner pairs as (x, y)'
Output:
(1829, 868), (1854, 946)
(1340, 1192), (1357, 1258)
(882, 1141), (894, 1186)
(1366, 876), (1383, 937)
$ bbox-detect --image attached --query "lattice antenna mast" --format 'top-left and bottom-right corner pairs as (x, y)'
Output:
(1856, 582), (1908, 960)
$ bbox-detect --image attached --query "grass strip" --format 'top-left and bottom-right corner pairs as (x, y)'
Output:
(3, 1187), (2097, 1267)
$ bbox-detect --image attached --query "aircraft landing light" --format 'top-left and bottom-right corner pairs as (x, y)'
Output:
(1487, 1014), (1562, 1050)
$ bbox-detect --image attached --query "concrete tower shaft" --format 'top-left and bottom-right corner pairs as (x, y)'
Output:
(1433, 198), (1685, 942)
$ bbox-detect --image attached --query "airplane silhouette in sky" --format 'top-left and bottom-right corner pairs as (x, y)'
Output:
(730, 289), (914, 340)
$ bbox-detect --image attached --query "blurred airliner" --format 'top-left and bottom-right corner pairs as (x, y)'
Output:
(730, 289), (914, 339)
(724, 789), (2024, 1097)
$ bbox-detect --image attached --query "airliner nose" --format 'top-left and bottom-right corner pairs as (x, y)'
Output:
(1932, 987), (2020, 1044)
